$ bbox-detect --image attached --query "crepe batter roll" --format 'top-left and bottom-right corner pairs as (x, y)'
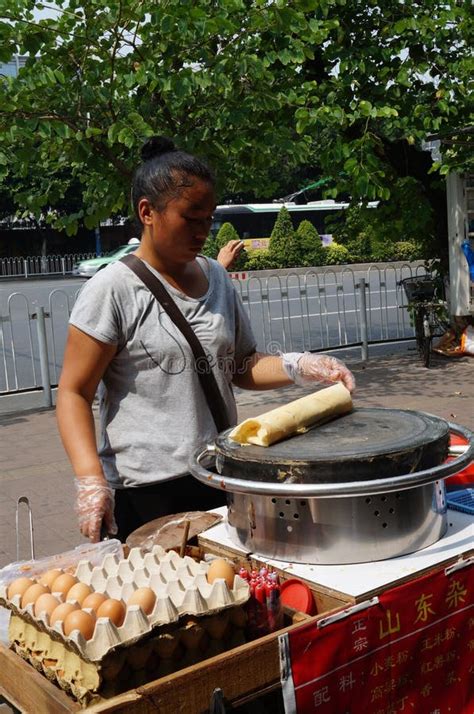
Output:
(229, 382), (353, 447)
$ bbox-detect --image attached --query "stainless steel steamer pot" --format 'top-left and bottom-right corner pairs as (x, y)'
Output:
(188, 408), (474, 565)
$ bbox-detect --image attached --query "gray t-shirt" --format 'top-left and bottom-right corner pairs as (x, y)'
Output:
(69, 257), (256, 488)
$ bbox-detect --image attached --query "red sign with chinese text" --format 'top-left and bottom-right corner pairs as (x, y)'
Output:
(282, 561), (473, 714)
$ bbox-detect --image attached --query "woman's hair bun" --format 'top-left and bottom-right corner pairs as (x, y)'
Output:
(141, 136), (176, 162)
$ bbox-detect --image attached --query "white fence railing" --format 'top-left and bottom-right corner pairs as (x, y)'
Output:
(0, 253), (96, 279)
(0, 263), (426, 399)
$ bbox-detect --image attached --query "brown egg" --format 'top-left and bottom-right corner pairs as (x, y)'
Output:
(38, 569), (63, 588)
(51, 573), (78, 597)
(127, 587), (156, 615)
(82, 592), (108, 613)
(21, 583), (50, 608)
(207, 559), (236, 589)
(96, 598), (126, 627)
(204, 611), (230, 640)
(34, 593), (60, 618)
(63, 609), (96, 640)
(7, 577), (34, 600)
(50, 602), (80, 626)
(66, 582), (92, 605)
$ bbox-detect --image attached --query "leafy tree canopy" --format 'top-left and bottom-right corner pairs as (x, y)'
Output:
(0, 0), (471, 238)
(0, 0), (323, 232)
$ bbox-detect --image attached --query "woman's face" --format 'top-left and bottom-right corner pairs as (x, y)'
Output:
(140, 178), (216, 264)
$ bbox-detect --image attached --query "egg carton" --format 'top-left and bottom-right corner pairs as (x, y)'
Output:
(9, 605), (248, 704)
(9, 613), (100, 702)
(1, 545), (249, 662)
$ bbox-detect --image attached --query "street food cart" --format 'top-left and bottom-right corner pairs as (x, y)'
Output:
(0, 407), (473, 712)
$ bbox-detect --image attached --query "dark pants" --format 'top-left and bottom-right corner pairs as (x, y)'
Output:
(114, 475), (226, 542)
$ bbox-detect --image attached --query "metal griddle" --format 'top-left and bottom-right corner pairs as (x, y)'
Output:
(188, 408), (474, 564)
(214, 408), (450, 484)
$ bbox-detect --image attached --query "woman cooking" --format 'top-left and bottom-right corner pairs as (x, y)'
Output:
(56, 136), (355, 543)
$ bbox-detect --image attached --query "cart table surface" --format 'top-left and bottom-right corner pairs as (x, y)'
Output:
(200, 506), (473, 599)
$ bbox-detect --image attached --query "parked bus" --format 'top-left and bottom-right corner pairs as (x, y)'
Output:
(211, 200), (375, 250)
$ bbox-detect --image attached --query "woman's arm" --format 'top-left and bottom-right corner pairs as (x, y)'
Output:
(232, 352), (293, 390)
(217, 240), (245, 270)
(233, 351), (355, 392)
(56, 326), (118, 541)
(56, 326), (117, 476)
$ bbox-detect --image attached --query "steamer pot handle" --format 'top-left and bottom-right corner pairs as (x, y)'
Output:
(193, 444), (219, 478)
(198, 444), (216, 458)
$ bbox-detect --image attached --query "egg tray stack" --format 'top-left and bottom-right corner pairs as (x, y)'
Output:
(0, 545), (250, 705)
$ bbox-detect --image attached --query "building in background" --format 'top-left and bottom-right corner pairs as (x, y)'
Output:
(0, 55), (28, 78)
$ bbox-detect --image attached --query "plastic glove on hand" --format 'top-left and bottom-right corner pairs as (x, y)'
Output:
(75, 475), (118, 543)
(282, 352), (355, 392)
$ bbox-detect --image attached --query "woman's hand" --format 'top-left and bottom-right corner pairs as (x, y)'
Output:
(75, 475), (117, 543)
(217, 240), (245, 270)
(282, 352), (356, 392)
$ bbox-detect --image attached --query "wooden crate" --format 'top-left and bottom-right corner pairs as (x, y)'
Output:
(4, 527), (471, 712)
(0, 541), (351, 714)
(0, 597), (349, 714)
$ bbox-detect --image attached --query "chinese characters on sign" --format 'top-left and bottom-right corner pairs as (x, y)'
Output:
(281, 562), (473, 714)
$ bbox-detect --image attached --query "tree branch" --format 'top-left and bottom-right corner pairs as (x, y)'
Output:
(0, 109), (132, 178)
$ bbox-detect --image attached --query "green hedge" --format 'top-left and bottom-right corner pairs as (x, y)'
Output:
(203, 191), (427, 270)
(323, 242), (350, 265)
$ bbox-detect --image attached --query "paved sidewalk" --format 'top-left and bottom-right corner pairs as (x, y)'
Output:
(0, 347), (473, 569)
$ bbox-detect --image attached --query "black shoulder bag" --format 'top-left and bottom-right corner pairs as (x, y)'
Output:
(120, 253), (230, 433)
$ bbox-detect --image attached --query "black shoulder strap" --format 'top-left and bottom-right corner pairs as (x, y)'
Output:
(120, 253), (230, 432)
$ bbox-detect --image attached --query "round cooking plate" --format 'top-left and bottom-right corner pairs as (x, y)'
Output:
(214, 408), (450, 484)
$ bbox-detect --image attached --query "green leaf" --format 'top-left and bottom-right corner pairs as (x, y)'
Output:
(379, 106), (398, 118)
(117, 127), (135, 148)
(84, 213), (98, 229)
(355, 175), (369, 196)
(358, 100), (372, 117)
(44, 66), (56, 83)
(298, 0), (319, 9)
(160, 14), (174, 33)
(343, 157), (358, 172)
(85, 127), (103, 138)
(65, 220), (79, 237)
(107, 123), (121, 144)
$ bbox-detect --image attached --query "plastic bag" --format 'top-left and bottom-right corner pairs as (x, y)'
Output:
(0, 539), (123, 590)
(461, 325), (474, 355)
(432, 329), (465, 357)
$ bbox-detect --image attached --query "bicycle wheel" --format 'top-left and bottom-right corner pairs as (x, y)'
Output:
(421, 334), (432, 367)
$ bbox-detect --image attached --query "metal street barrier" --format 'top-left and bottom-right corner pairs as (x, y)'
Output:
(0, 263), (426, 398)
(0, 253), (95, 279)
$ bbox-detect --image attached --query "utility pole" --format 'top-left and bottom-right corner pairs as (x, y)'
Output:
(95, 226), (102, 257)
